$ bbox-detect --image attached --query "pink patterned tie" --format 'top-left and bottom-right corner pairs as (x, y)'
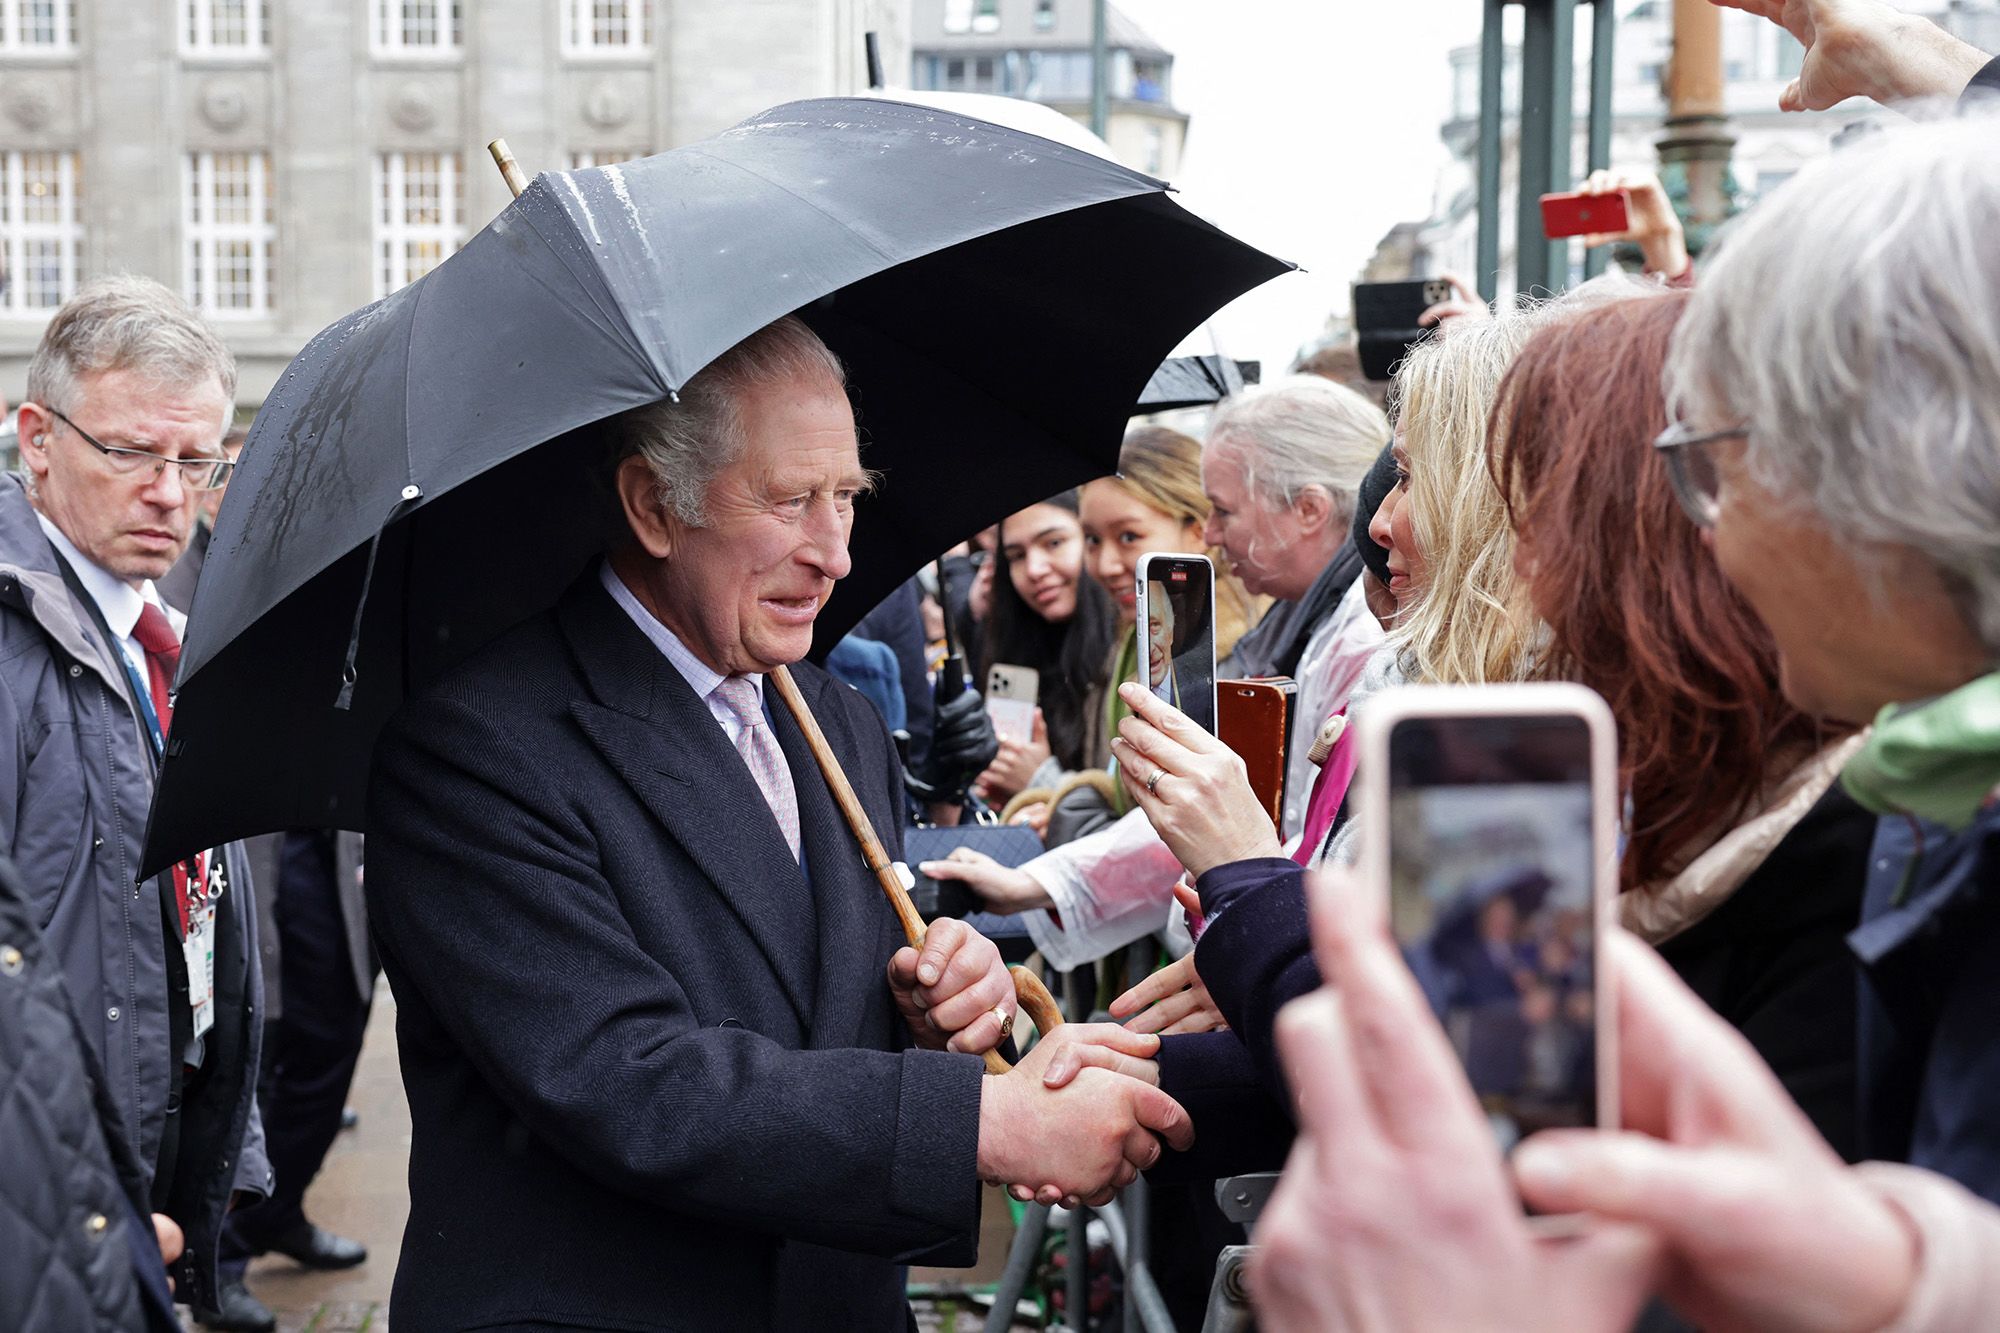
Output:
(714, 676), (802, 861)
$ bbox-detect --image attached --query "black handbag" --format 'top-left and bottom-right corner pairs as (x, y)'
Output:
(904, 823), (1044, 920)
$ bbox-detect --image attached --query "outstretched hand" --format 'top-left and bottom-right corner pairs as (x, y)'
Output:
(1711, 0), (1990, 110)
(978, 1023), (1192, 1209)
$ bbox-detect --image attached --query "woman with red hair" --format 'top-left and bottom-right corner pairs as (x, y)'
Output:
(1490, 287), (1874, 1153)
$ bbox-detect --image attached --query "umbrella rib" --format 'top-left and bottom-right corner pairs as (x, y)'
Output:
(513, 178), (665, 389)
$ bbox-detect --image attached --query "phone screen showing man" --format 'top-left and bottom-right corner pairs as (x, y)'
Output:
(1143, 563), (1216, 734)
(1386, 714), (1597, 1153)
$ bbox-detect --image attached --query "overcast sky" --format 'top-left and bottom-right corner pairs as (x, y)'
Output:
(1122, 0), (1490, 372)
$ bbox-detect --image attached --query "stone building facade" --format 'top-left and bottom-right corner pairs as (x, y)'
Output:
(0, 0), (909, 406)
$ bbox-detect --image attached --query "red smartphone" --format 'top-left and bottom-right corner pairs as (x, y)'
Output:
(1539, 189), (1630, 240)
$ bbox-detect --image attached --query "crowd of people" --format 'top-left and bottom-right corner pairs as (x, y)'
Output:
(5, 1), (2000, 1330)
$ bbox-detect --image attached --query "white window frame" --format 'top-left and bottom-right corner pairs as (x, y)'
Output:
(0, 151), (83, 316)
(183, 151), (275, 319)
(373, 151), (464, 300)
(562, 0), (650, 57)
(0, 0), (77, 52)
(371, 0), (461, 59)
(182, 0), (271, 57)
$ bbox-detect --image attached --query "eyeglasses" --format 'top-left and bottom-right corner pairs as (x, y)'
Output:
(45, 407), (235, 492)
(1652, 420), (1746, 530)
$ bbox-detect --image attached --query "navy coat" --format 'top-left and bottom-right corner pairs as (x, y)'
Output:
(366, 570), (984, 1331)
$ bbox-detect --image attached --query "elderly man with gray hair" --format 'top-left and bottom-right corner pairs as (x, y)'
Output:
(917, 376), (1390, 971)
(1, 274), (267, 1319)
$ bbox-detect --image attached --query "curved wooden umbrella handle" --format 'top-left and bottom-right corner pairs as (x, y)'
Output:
(767, 667), (1066, 1075)
(1010, 965), (1065, 1037)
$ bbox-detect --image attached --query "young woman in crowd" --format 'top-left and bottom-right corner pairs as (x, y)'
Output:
(931, 425), (1262, 968)
(971, 491), (1118, 803)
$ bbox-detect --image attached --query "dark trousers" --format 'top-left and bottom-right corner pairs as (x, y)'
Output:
(220, 833), (372, 1262)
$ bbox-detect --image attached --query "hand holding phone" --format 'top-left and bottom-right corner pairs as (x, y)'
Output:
(1135, 553), (1218, 734)
(1357, 684), (1620, 1166)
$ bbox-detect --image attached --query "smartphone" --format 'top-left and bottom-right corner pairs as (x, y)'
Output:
(984, 663), (1040, 745)
(1218, 677), (1297, 831)
(1357, 684), (1620, 1165)
(1134, 553), (1218, 735)
(1353, 278), (1455, 381)
(1539, 189), (1630, 240)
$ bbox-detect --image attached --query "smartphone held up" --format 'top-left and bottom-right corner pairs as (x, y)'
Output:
(1539, 188), (1630, 240)
(1135, 553), (1219, 736)
(1356, 684), (1620, 1165)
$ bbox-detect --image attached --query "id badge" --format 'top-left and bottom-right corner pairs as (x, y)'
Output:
(184, 904), (215, 1040)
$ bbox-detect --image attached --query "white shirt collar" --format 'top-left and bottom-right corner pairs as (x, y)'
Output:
(598, 559), (762, 708)
(34, 510), (171, 644)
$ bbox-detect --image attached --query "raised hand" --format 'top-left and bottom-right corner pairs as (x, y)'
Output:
(1711, 0), (1990, 110)
(1110, 680), (1283, 878)
(1110, 948), (1227, 1036)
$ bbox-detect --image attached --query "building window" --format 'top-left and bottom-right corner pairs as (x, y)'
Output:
(1140, 123), (1164, 176)
(374, 152), (463, 298)
(971, 0), (999, 33)
(183, 151), (274, 316)
(373, 0), (461, 56)
(569, 149), (651, 168)
(183, 0), (271, 54)
(1034, 0), (1056, 31)
(0, 151), (82, 314)
(564, 0), (649, 55)
(942, 0), (971, 34)
(1, 0), (77, 51)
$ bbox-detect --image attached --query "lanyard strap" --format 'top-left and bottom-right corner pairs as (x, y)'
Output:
(113, 646), (166, 760)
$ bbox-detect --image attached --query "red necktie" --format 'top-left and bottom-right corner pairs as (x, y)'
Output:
(131, 603), (197, 933)
(131, 603), (179, 734)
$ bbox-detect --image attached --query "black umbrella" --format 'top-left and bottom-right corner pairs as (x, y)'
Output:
(1136, 353), (1259, 412)
(143, 96), (1289, 875)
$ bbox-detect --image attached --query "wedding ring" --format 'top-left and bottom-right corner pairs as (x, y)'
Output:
(992, 1002), (1014, 1041)
(1145, 767), (1164, 795)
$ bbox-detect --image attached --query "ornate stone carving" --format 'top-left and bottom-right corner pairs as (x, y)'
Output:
(582, 81), (632, 130)
(389, 83), (437, 132)
(3, 82), (56, 131)
(199, 80), (250, 131)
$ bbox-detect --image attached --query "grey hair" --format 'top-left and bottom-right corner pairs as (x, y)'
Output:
(25, 273), (237, 415)
(1664, 104), (2000, 654)
(614, 315), (848, 526)
(1204, 373), (1389, 529)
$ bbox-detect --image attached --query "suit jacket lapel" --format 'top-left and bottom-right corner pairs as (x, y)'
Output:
(559, 576), (817, 1025)
(771, 667), (903, 1052)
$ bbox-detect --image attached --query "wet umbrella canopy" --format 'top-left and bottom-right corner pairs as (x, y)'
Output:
(143, 97), (1290, 875)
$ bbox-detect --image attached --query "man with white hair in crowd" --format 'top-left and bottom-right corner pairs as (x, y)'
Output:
(918, 376), (1389, 971)
(1203, 375), (1390, 839)
(0, 275), (267, 1318)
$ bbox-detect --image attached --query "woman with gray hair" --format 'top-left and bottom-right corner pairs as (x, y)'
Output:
(1247, 110), (2000, 1333)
